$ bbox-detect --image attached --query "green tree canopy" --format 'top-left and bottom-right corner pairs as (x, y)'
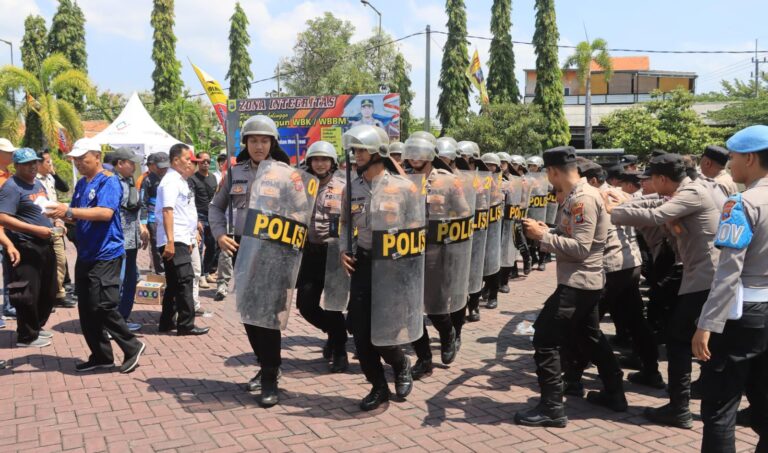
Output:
(226, 2), (252, 100)
(151, 0), (183, 104)
(48, 0), (87, 111)
(437, 0), (471, 131)
(389, 54), (413, 139)
(20, 14), (49, 149)
(487, 0), (520, 104)
(154, 95), (224, 152)
(445, 102), (546, 154)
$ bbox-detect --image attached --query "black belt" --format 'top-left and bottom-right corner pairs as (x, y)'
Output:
(305, 242), (328, 253)
(356, 247), (371, 260)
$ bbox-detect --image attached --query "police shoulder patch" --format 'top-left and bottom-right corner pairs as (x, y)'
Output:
(714, 194), (753, 249)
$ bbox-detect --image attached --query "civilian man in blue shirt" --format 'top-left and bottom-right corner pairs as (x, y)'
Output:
(47, 138), (146, 373)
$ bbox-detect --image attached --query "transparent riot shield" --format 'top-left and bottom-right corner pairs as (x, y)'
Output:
(526, 172), (549, 222)
(501, 176), (524, 267)
(370, 173), (426, 346)
(320, 177), (350, 311)
(423, 171), (476, 315)
(545, 189), (558, 224)
(233, 160), (318, 330)
(466, 170), (491, 294)
(483, 173), (504, 276)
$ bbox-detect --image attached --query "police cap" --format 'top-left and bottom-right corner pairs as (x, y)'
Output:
(648, 153), (686, 179)
(542, 146), (576, 167)
(702, 145), (729, 166)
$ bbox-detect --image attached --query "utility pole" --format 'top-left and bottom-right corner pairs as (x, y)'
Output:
(276, 62), (281, 97)
(425, 25), (431, 132)
(0, 38), (15, 108)
(751, 39), (767, 98)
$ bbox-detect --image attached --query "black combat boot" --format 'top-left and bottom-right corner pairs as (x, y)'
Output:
(330, 353), (349, 373)
(586, 390), (628, 412)
(440, 328), (458, 365)
(411, 358), (434, 380)
(394, 357), (413, 398)
(628, 369), (665, 389)
(259, 367), (280, 408)
(514, 387), (567, 428)
(643, 403), (693, 429)
(360, 383), (390, 411)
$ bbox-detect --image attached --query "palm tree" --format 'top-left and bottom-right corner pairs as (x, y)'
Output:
(154, 96), (205, 147)
(0, 53), (93, 151)
(563, 39), (612, 149)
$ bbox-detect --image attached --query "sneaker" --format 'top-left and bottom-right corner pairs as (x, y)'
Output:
(498, 284), (510, 294)
(198, 277), (210, 289)
(206, 274), (217, 283)
(38, 330), (54, 339)
(17, 337), (51, 348)
(75, 360), (114, 372)
(120, 342), (146, 373)
(127, 322), (143, 332)
(0, 318), (5, 329)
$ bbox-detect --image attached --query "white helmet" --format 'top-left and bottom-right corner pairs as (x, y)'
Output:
(409, 130), (437, 146)
(510, 154), (526, 166)
(403, 136), (436, 162)
(389, 141), (405, 155)
(481, 153), (501, 167)
(457, 141), (476, 158)
(472, 144), (481, 159)
(305, 141), (338, 164)
(497, 152), (512, 163)
(527, 155), (544, 168)
(240, 115), (279, 142)
(436, 137), (459, 160)
(342, 125), (389, 157)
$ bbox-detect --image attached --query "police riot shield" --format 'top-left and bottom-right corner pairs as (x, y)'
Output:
(483, 173), (504, 276)
(424, 171), (476, 315)
(526, 172), (549, 222)
(466, 171), (491, 294)
(370, 173), (427, 346)
(501, 176), (524, 267)
(233, 160), (318, 330)
(545, 188), (558, 225)
(321, 179), (350, 311)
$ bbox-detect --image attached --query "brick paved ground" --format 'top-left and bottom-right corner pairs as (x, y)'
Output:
(0, 248), (759, 452)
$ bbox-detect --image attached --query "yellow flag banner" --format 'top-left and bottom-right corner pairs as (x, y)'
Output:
(466, 49), (490, 105)
(191, 61), (229, 133)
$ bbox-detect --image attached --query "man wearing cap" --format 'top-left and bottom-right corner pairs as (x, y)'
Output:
(617, 171), (642, 195)
(0, 138), (17, 325)
(621, 154), (639, 172)
(111, 148), (147, 332)
(351, 99), (383, 127)
(692, 125), (768, 452)
(46, 138), (146, 373)
(140, 152), (169, 274)
(156, 144), (209, 336)
(608, 152), (720, 428)
(0, 148), (58, 348)
(701, 145), (739, 196)
(516, 146), (627, 428)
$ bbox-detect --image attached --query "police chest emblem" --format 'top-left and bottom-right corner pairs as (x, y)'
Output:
(88, 189), (96, 201)
(232, 185), (244, 194)
(571, 202), (584, 224)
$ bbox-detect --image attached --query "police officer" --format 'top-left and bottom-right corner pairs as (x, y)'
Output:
(389, 141), (404, 165)
(692, 125), (768, 452)
(608, 153), (720, 428)
(436, 137), (460, 171)
(405, 134), (469, 380)
(295, 141), (349, 373)
(700, 145), (739, 196)
(496, 152), (515, 291)
(509, 155), (532, 275)
(515, 146), (626, 428)
(479, 153), (503, 309)
(339, 125), (415, 411)
(209, 115), (293, 407)
(525, 155), (547, 270)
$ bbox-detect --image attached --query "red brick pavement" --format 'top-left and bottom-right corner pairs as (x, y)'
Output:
(0, 248), (759, 452)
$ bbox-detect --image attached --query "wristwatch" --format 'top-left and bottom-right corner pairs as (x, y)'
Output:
(65, 207), (74, 221)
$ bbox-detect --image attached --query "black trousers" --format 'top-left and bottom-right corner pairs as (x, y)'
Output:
(159, 243), (195, 330)
(467, 291), (481, 312)
(296, 243), (347, 355)
(75, 257), (141, 363)
(412, 310), (464, 361)
(701, 303), (768, 453)
(533, 285), (622, 395)
(6, 240), (56, 343)
(667, 290), (710, 408)
(200, 220), (218, 276)
(602, 266), (659, 372)
(482, 273), (499, 300)
(147, 222), (164, 273)
(347, 249), (406, 387)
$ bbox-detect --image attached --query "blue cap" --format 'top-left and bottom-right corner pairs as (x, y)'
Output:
(12, 148), (41, 164)
(726, 125), (768, 153)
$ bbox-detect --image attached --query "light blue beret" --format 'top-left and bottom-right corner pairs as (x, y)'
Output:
(726, 125), (768, 153)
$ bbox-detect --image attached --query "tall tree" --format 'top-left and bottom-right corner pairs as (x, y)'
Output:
(20, 15), (49, 149)
(563, 38), (612, 149)
(226, 2), (252, 99)
(437, 0), (471, 132)
(389, 53), (413, 139)
(48, 0), (88, 111)
(487, 0), (520, 104)
(532, 0), (570, 148)
(151, 0), (183, 104)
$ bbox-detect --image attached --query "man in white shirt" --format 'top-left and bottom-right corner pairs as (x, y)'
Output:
(155, 144), (209, 336)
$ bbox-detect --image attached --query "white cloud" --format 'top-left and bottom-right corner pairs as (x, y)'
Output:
(78, 0), (151, 41)
(0, 0), (43, 63)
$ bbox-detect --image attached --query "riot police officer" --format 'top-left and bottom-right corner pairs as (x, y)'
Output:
(339, 125), (420, 411)
(692, 125), (768, 452)
(525, 155), (547, 270)
(479, 153), (503, 309)
(389, 141), (404, 165)
(508, 154), (532, 275)
(209, 115), (297, 408)
(436, 137), (461, 171)
(295, 141), (349, 373)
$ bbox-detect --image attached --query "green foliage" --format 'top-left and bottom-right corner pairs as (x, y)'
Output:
(151, 0), (183, 104)
(532, 0), (570, 148)
(708, 96), (768, 130)
(486, 0), (520, 104)
(82, 89), (127, 122)
(596, 88), (717, 158)
(389, 54), (413, 139)
(153, 95), (224, 152)
(21, 15), (48, 73)
(51, 149), (73, 198)
(563, 39), (613, 87)
(437, 0), (470, 131)
(407, 117), (441, 138)
(226, 2), (252, 100)
(446, 102), (546, 154)
(48, 0), (87, 111)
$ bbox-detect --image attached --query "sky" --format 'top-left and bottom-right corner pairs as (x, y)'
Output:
(1, 0), (767, 121)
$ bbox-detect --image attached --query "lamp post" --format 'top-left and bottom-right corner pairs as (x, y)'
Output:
(0, 38), (15, 108)
(360, 0), (384, 92)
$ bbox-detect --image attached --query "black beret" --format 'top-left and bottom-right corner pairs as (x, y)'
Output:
(702, 145), (729, 166)
(621, 154), (638, 165)
(637, 167), (652, 179)
(650, 149), (668, 158)
(576, 157), (603, 176)
(605, 164), (625, 179)
(648, 153), (686, 178)
(542, 146), (576, 167)
(618, 170), (642, 184)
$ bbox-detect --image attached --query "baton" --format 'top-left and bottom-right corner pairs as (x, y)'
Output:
(344, 147), (353, 255)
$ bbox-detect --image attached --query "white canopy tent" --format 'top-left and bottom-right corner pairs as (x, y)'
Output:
(91, 91), (184, 161)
